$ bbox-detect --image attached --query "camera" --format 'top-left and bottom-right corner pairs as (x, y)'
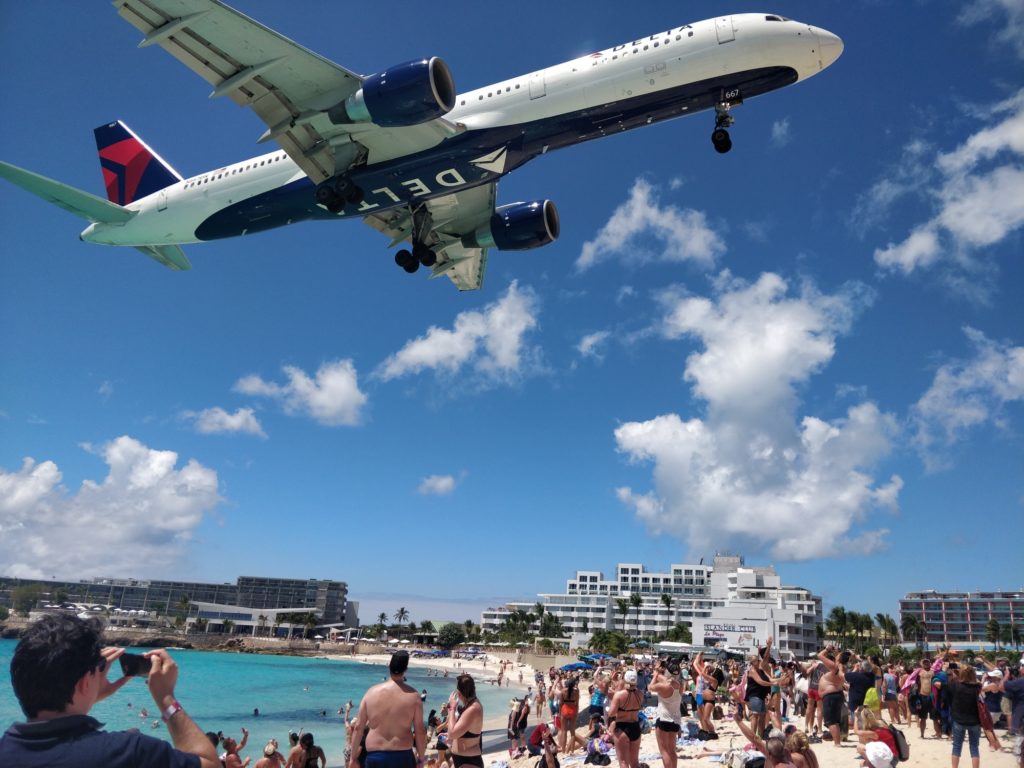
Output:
(119, 653), (153, 677)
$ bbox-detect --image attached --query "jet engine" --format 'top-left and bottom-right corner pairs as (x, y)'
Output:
(328, 58), (456, 127)
(465, 200), (560, 251)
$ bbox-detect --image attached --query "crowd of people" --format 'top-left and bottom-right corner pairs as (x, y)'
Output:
(1, 614), (1022, 768)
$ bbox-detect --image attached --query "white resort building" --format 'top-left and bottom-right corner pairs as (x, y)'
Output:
(481, 554), (822, 657)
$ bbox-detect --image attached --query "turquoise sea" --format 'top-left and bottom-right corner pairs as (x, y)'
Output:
(0, 640), (523, 767)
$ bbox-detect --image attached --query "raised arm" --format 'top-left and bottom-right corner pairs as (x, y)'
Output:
(348, 700), (369, 768)
(732, 708), (765, 752)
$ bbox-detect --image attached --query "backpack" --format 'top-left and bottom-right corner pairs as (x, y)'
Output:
(888, 725), (910, 762)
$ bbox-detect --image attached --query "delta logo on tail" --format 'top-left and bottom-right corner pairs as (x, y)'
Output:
(94, 121), (182, 206)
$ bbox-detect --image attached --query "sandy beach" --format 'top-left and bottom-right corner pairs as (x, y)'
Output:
(489, 712), (1020, 768)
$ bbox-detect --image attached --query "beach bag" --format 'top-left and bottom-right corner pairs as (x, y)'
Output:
(795, 676), (809, 695)
(864, 687), (880, 711)
(887, 725), (910, 762)
(685, 720), (700, 738)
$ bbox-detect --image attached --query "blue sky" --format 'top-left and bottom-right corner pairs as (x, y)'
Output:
(1, 2), (1021, 626)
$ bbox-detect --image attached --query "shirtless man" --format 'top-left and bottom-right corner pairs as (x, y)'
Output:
(348, 651), (427, 768)
(916, 659), (936, 739)
(816, 646), (847, 749)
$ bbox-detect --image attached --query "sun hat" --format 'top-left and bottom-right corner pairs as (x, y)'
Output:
(624, 670), (637, 684)
(987, 669), (1003, 678)
(864, 741), (894, 768)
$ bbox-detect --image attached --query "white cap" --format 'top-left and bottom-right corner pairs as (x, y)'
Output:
(624, 670), (638, 684)
(864, 741), (894, 768)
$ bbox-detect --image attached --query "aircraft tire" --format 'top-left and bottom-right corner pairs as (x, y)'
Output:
(712, 129), (732, 153)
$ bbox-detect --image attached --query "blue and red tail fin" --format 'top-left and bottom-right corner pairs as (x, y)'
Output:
(94, 120), (182, 205)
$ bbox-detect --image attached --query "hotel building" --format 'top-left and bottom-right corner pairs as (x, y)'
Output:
(899, 589), (1024, 645)
(482, 554), (822, 657)
(0, 574), (352, 627)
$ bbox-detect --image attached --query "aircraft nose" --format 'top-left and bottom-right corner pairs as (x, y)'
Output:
(814, 27), (844, 69)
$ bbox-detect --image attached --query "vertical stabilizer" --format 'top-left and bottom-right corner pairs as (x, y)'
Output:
(94, 120), (182, 205)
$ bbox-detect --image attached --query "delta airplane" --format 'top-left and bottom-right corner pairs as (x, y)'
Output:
(0, 1), (842, 291)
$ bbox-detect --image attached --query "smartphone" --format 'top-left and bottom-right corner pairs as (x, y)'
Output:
(119, 653), (153, 677)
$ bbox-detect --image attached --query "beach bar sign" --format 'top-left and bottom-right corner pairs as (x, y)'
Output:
(699, 621), (759, 649)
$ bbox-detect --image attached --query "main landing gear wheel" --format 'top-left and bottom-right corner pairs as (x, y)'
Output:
(395, 249), (419, 273)
(712, 128), (732, 154)
(335, 176), (364, 205)
(413, 242), (437, 267)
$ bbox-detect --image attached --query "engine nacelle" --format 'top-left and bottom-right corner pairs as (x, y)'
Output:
(328, 58), (456, 127)
(465, 200), (560, 252)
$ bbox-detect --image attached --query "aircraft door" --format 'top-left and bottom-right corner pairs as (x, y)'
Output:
(157, 190), (168, 211)
(529, 73), (546, 99)
(715, 16), (735, 44)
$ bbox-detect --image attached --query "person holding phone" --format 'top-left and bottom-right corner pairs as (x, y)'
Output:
(0, 613), (219, 768)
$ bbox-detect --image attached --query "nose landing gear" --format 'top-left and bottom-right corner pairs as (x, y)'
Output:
(711, 95), (738, 154)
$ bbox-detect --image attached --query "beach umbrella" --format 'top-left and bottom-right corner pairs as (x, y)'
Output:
(313, 635), (325, 639)
(561, 662), (593, 671)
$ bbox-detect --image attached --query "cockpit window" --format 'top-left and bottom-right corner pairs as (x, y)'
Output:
(765, 15), (787, 22)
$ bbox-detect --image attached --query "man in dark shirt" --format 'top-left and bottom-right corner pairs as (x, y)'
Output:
(0, 613), (218, 768)
(845, 660), (877, 719)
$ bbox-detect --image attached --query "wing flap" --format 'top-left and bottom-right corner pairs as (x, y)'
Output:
(0, 160), (134, 224)
(134, 243), (192, 271)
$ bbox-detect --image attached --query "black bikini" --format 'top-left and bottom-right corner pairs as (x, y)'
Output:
(616, 691), (643, 742)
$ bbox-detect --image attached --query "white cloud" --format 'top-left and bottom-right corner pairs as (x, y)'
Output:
(98, 381), (114, 400)
(235, 359), (367, 427)
(912, 327), (1024, 470)
(0, 436), (220, 578)
(576, 179), (725, 271)
(578, 331), (611, 360)
(376, 281), (540, 384)
(957, 0), (1024, 58)
(615, 273), (898, 561)
(771, 117), (791, 147)
(418, 474), (457, 496)
(183, 407), (266, 438)
(872, 91), (1024, 281)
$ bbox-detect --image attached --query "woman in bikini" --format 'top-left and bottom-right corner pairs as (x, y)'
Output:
(607, 670), (644, 768)
(559, 674), (587, 754)
(693, 652), (722, 739)
(447, 675), (484, 768)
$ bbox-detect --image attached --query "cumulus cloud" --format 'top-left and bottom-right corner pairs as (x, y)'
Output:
(615, 272), (899, 561)
(576, 179), (725, 271)
(771, 117), (791, 147)
(872, 92), (1024, 282)
(418, 474), (457, 496)
(912, 327), (1024, 470)
(183, 407), (266, 438)
(957, 0), (1024, 58)
(235, 359), (367, 427)
(0, 436), (220, 578)
(376, 281), (540, 384)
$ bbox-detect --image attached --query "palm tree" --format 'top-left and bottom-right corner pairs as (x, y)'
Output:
(1011, 624), (1023, 650)
(615, 599), (630, 634)
(986, 619), (1001, 650)
(377, 612), (389, 629)
(660, 593), (674, 634)
(394, 607), (410, 633)
(194, 617), (208, 633)
(274, 613), (284, 637)
(257, 614), (268, 637)
(901, 615), (925, 649)
(222, 619), (235, 635)
(304, 612), (319, 639)
(176, 595), (192, 621)
(535, 602), (546, 620)
(827, 606), (848, 647)
(630, 593), (643, 638)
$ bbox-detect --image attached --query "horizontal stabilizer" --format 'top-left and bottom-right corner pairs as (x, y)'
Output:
(0, 160), (134, 224)
(134, 244), (191, 271)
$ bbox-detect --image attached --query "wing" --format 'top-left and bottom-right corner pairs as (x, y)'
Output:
(362, 184), (495, 292)
(114, 0), (458, 183)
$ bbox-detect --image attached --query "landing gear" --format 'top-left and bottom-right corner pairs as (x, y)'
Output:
(394, 205), (440, 275)
(314, 175), (364, 213)
(711, 98), (736, 154)
(395, 249), (419, 273)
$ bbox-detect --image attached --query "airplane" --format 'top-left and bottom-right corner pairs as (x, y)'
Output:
(0, 2), (842, 291)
